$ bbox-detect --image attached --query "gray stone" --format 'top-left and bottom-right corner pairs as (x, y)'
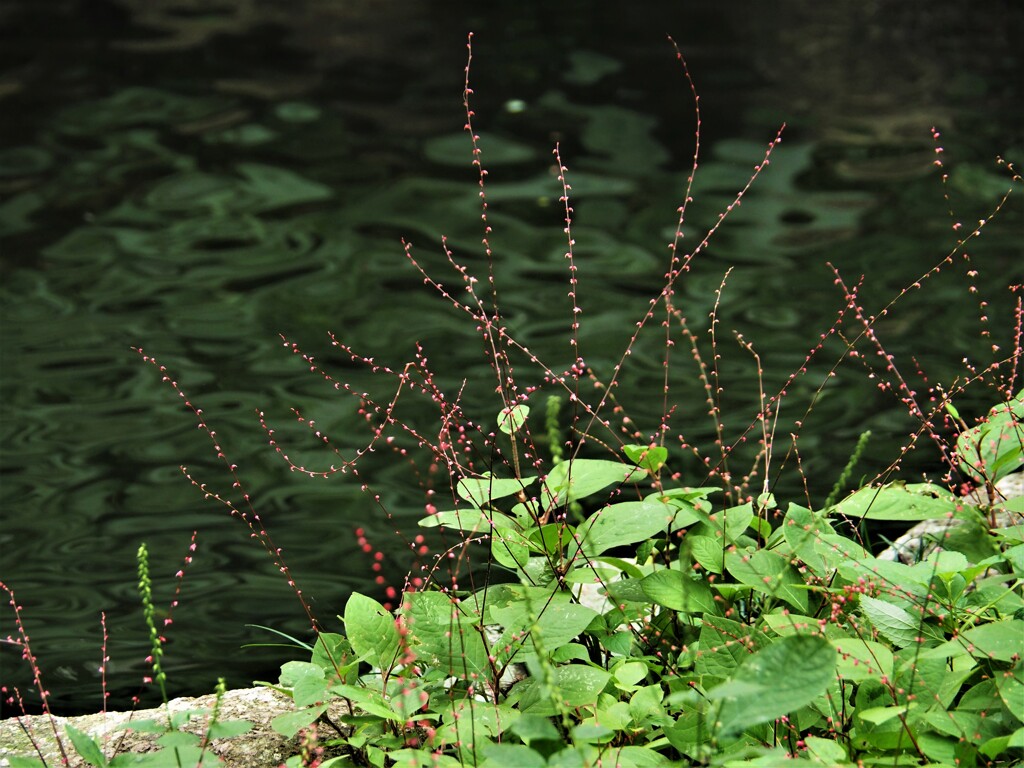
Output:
(0, 686), (348, 767)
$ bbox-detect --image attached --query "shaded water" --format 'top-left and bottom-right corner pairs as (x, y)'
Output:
(2, 1), (1022, 714)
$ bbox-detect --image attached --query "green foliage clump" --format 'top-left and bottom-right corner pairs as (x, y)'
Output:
(267, 391), (1023, 767)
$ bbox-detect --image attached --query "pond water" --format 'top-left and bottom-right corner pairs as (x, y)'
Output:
(1, 1), (1022, 715)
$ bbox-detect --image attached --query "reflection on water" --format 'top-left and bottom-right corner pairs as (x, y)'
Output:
(1, 1), (1021, 714)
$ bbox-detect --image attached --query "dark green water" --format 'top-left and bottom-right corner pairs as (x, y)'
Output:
(1, 1), (1022, 715)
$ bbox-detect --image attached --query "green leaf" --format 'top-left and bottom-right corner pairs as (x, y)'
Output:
(205, 719), (252, 739)
(491, 598), (598, 657)
(542, 459), (645, 505)
(5, 758), (48, 768)
(490, 526), (533, 569)
(569, 500), (673, 558)
(403, 591), (490, 677)
(956, 391), (1023, 482)
(522, 664), (611, 713)
(833, 638), (894, 683)
(709, 634), (836, 737)
(980, 727), (1024, 758)
(857, 704), (908, 724)
(425, 133), (536, 167)
(924, 619), (1024, 661)
(121, 719), (165, 734)
(572, 722), (615, 743)
(695, 615), (770, 679)
(419, 508), (516, 532)
(640, 569), (716, 613)
(782, 504), (836, 575)
(693, 504), (754, 544)
(497, 404), (530, 435)
(628, 684), (665, 725)
(65, 723), (109, 767)
(456, 474), (536, 506)
(623, 444), (668, 473)
(292, 666), (329, 708)
(312, 632), (354, 678)
(344, 592), (400, 669)
(331, 684), (402, 721)
(155, 731), (200, 748)
(724, 549), (808, 611)
(803, 735), (850, 765)
(508, 713), (562, 745)
(688, 535), (725, 574)
(859, 595), (919, 648)
(613, 661), (648, 688)
(271, 704), (329, 737)
(834, 484), (960, 521)
(480, 744), (547, 768)
(996, 666), (1024, 723)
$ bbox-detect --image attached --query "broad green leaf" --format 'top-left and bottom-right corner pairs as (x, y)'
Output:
(693, 504), (754, 543)
(572, 722), (615, 743)
(924, 619), (1024, 662)
(980, 727), (1024, 758)
(509, 713), (562, 745)
(330, 684), (402, 721)
(640, 569), (716, 613)
(491, 527), (532, 569)
(834, 484), (959, 521)
(271, 704), (329, 737)
(813, 532), (868, 567)
(403, 591), (490, 677)
(723, 504), (755, 541)
(344, 592), (400, 669)
(623, 444), (668, 473)
(687, 535), (725, 574)
(419, 508), (516, 532)
(803, 735), (851, 765)
(155, 731), (200, 748)
(859, 596), (919, 648)
(833, 638), (894, 683)
(628, 684), (665, 725)
(709, 634), (836, 737)
(857, 704), (909, 724)
(456, 474), (536, 506)
(541, 459), (645, 505)
(568, 500), (673, 558)
(497, 404), (530, 435)
(724, 549), (808, 611)
(542, 664), (611, 711)
(696, 615), (770, 679)
(782, 504), (836, 575)
(599, 746), (672, 766)
(552, 643), (590, 663)
(205, 719), (252, 739)
(425, 132), (536, 166)
(480, 744), (546, 768)
(293, 668), (329, 708)
(120, 719), (165, 734)
(5, 758), (49, 768)
(613, 661), (648, 688)
(278, 661), (329, 707)
(65, 724), (108, 768)
(664, 708), (708, 755)
(956, 391), (1023, 482)
(312, 633), (354, 679)
(280, 660), (322, 688)
(491, 598), (598, 656)
(996, 666), (1024, 723)
(761, 613), (830, 636)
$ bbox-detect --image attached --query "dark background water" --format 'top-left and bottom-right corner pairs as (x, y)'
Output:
(1, 1), (1022, 716)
